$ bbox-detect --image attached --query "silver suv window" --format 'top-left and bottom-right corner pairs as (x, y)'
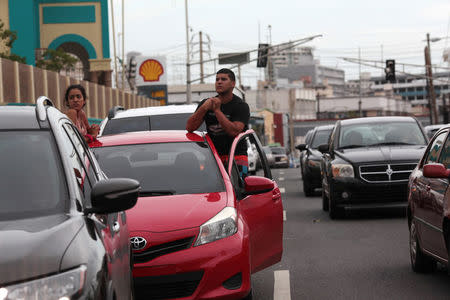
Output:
(0, 131), (67, 220)
(102, 113), (206, 135)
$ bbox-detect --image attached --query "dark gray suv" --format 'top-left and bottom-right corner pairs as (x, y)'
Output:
(0, 98), (139, 299)
(296, 125), (334, 196)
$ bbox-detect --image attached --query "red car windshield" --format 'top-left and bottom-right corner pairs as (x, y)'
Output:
(93, 141), (225, 196)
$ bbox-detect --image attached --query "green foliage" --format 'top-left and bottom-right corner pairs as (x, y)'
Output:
(0, 20), (26, 63)
(36, 48), (78, 73)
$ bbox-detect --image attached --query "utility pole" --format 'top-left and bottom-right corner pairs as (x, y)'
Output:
(289, 88), (296, 156)
(425, 33), (438, 124)
(316, 92), (320, 119)
(358, 47), (362, 117)
(121, 0), (125, 89)
(110, 0), (118, 88)
(237, 64), (243, 90)
(380, 44), (384, 77)
(199, 31), (204, 83)
(443, 94), (448, 123)
(185, 0), (192, 104)
(266, 25), (275, 88)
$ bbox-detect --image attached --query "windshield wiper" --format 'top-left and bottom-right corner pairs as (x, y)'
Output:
(139, 190), (175, 196)
(368, 142), (415, 146)
(338, 144), (365, 150)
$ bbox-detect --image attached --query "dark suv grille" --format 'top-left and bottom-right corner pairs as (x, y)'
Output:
(133, 236), (195, 264)
(134, 271), (203, 300)
(359, 163), (417, 183)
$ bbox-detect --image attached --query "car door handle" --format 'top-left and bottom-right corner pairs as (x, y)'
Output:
(112, 221), (120, 233)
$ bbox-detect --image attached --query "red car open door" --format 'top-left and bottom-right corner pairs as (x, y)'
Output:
(228, 130), (283, 273)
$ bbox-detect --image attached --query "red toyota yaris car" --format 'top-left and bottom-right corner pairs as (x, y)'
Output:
(91, 129), (283, 299)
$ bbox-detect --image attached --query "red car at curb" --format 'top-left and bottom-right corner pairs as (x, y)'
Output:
(90, 129), (283, 299)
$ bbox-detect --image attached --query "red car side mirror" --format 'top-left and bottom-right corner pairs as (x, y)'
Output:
(423, 163), (450, 178)
(244, 176), (275, 195)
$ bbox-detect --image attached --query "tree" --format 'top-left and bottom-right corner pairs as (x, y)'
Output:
(36, 48), (78, 73)
(0, 20), (26, 63)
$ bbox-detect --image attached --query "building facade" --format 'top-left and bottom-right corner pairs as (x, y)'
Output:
(317, 96), (411, 120)
(267, 44), (346, 96)
(347, 72), (450, 121)
(1, 0), (112, 86)
(245, 86), (316, 120)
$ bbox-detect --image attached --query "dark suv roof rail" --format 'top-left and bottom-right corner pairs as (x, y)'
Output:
(108, 106), (125, 120)
(36, 96), (54, 121)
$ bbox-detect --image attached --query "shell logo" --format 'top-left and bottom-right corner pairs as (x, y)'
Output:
(139, 59), (164, 82)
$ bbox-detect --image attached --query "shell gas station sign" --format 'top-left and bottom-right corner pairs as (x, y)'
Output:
(135, 56), (168, 104)
(135, 56), (167, 87)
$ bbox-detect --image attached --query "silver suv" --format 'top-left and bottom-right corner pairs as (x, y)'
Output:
(99, 104), (205, 136)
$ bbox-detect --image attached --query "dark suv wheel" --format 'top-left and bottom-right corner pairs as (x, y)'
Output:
(322, 189), (329, 211)
(303, 178), (314, 197)
(328, 186), (343, 219)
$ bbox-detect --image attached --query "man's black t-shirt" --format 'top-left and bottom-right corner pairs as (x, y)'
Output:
(197, 94), (250, 156)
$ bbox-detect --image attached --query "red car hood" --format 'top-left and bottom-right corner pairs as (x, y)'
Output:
(127, 191), (228, 232)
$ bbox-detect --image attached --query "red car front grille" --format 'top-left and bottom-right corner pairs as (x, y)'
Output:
(133, 236), (195, 264)
(134, 271), (204, 299)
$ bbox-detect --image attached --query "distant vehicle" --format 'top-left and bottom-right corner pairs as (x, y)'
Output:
(246, 138), (259, 175)
(266, 146), (290, 168)
(424, 123), (449, 139)
(296, 125), (334, 196)
(0, 98), (138, 299)
(91, 129), (283, 300)
(99, 104), (205, 136)
(263, 146), (276, 167)
(320, 116), (427, 218)
(408, 124), (450, 273)
(299, 129), (314, 172)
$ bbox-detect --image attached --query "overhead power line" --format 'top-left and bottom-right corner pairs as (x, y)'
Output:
(341, 57), (450, 70)
(340, 57), (450, 84)
(189, 34), (323, 83)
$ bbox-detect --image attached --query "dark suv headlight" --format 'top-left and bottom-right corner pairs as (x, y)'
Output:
(307, 159), (321, 167)
(0, 265), (86, 300)
(331, 163), (354, 178)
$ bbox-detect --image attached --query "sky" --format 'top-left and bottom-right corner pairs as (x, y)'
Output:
(110, 0), (450, 88)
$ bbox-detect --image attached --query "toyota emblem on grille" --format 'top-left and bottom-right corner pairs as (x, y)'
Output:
(130, 237), (147, 250)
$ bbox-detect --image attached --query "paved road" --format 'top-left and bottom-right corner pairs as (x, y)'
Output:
(250, 167), (450, 300)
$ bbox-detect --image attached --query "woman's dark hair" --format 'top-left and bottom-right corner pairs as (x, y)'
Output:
(64, 84), (87, 108)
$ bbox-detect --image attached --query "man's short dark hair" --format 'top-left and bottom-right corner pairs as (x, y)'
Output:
(217, 68), (235, 82)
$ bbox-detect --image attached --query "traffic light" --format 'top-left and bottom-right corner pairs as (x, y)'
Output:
(127, 57), (137, 80)
(257, 43), (269, 68)
(385, 59), (396, 83)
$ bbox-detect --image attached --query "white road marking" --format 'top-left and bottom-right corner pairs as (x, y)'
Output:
(279, 187), (286, 193)
(278, 177), (285, 181)
(274, 270), (291, 300)
(280, 171), (285, 175)
(283, 210), (286, 221)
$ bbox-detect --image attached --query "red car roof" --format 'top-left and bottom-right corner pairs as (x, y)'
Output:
(91, 130), (206, 148)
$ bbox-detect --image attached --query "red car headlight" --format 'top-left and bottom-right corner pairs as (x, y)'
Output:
(194, 207), (237, 246)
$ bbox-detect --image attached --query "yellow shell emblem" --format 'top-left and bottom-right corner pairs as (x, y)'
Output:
(139, 59), (164, 82)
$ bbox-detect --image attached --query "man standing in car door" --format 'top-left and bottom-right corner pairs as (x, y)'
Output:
(186, 68), (250, 176)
